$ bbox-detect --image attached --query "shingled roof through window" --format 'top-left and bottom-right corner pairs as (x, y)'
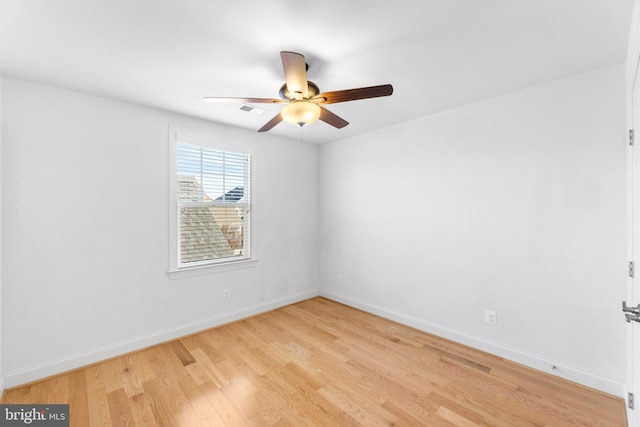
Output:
(178, 176), (234, 263)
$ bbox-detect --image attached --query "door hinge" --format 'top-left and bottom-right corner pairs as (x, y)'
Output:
(630, 392), (635, 410)
(630, 261), (635, 278)
(630, 129), (635, 146)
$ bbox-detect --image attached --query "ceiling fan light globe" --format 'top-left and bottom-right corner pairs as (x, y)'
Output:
(281, 101), (321, 127)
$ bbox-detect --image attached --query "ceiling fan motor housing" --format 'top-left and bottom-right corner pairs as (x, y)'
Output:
(279, 81), (320, 101)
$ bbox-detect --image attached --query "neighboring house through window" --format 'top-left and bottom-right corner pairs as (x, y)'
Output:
(168, 130), (252, 275)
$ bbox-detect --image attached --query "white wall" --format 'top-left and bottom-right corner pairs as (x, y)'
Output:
(319, 64), (627, 395)
(1, 78), (319, 386)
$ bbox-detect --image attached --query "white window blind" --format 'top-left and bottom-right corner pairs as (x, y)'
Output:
(176, 142), (251, 267)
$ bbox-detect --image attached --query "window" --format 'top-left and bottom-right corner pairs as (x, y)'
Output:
(169, 130), (252, 274)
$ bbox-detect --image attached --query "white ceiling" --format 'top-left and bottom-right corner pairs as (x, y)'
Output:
(0, 0), (633, 144)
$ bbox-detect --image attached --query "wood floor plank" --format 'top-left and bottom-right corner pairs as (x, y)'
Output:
(106, 388), (134, 427)
(175, 374), (224, 425)
(127, 392), (158, 427)
(1, 385), (30, 404)
(184, 348), (226, 388)
(141, 378), (182, 427)
(68, 369), (90, 427)
(170, 341), (197, 367)
(118, 356), (144, 398)
(199, 381), (247, 427)
(126, 349), (157, 384)
(0, 297), (627, 426)
(85, 366), (112, 427)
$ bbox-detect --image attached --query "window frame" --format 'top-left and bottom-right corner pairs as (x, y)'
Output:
(168, 128), (257, 278)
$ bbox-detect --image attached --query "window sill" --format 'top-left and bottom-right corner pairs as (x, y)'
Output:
(168, 259), (259, 280)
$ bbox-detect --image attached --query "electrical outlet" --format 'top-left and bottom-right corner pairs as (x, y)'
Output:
(484, 310), (497, 325)
(223, 289), (230, 300)
(337, 275), (344, 285)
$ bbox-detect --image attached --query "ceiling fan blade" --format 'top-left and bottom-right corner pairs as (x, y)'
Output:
(280, 51), (308, 99)
(203, 97), (284, 104)
(257, 112), (283, 132)
(319, 106), (349, 129)
(314, 84), (393, 104)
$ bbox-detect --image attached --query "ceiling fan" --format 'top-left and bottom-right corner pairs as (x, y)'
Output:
(203, 51), (393, 132)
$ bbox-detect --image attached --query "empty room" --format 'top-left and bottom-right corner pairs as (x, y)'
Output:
(0, 0), (639, 426)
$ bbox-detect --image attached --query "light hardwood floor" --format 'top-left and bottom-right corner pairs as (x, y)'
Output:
(1, 297), (627, 426)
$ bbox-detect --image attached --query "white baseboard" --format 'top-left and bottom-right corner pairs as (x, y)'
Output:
(4, 290), (319, 389)
(320, 291), (626, 399)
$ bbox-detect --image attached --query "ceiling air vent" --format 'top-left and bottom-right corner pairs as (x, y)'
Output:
(238, 104), (265, 115)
